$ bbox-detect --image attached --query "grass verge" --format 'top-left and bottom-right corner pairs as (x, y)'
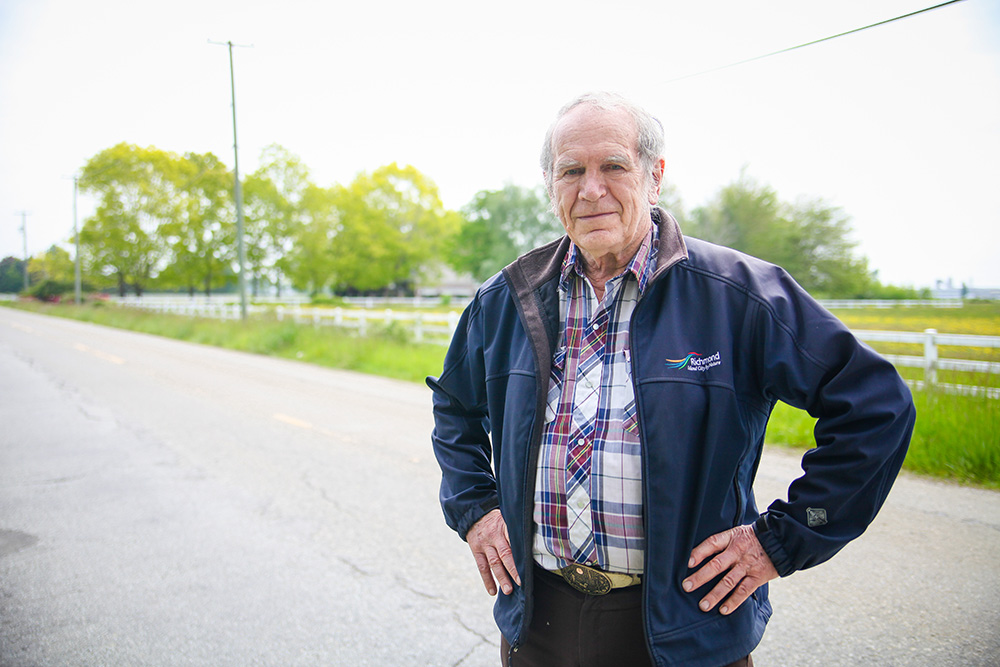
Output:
(764, 394), (999, 489)
(5, 300), (998, 488)
(4, 301), (446, 385)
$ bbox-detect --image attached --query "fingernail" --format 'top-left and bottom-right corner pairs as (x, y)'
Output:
(699, 600), (710, 611)
(720, 605), (729, 615)
(682, 580), (693, 592)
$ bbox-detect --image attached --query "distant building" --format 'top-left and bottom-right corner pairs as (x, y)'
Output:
(931, 279), (1000, 300)
(417, 265), (479, 299)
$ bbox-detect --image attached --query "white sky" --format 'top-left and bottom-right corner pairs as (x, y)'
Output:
(1, 0), (998, 288)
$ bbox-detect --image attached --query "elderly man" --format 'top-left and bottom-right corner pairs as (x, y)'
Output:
(428, 92), (914, 667)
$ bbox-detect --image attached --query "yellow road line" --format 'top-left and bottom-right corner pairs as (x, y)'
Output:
(273, 413), (314, 430)
(73, 343), (126, 365)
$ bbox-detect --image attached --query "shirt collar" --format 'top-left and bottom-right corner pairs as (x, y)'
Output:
(559, 221), (660, 295)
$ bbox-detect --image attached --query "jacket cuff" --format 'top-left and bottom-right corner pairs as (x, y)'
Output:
(753, 513), (794, 578)
(459, 497), (501, 541)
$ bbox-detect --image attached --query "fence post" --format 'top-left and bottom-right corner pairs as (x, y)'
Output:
(924, 328), (938, 388)
(447, 311), (459, 339)
(415, 313), (424, 343)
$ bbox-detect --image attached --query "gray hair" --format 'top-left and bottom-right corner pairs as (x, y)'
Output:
(540, 92), (665, 191)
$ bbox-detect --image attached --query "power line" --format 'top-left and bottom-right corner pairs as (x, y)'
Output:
(664, 0), (969, 84)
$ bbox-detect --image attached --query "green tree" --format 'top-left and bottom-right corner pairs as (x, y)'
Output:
(78, 143), (177, 296)
(451, 184), (563, 282)
(687, 172), (794, 263)
(284, 184), (340, 295)
(244, 144), (311, 296)
(785, 198), (872, 297)
(330, 163), (460, 293)
(28, 245), (75, 284)
(0, 256), (27, 293)
(158, 151), (235, 296)
(688, 172), (873, 298)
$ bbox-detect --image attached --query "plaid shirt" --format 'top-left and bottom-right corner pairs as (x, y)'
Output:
(533, 223), (659, 575)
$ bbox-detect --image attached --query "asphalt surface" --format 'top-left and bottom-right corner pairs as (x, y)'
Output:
(1, 307), (998, 666)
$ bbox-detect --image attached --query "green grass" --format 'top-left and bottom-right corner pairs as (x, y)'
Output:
(764, 392), (999, 489)
(5, 299), (999, 488)
(6, 301), (447, 384)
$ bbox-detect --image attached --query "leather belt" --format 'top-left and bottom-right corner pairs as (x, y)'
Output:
(557, 563), (642, 595)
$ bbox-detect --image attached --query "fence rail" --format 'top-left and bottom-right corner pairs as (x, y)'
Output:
(112, 299), (998, 398)
(817, 299), (964, 309)
(274, 305), (461, 343)
(852, 329), (999, 399)
(112, 295), (962, 310)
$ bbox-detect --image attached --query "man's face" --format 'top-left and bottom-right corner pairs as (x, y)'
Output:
(547, 105), (663, 267)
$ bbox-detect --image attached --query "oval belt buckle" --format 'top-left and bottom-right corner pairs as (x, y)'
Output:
(559, 563), (612, 595)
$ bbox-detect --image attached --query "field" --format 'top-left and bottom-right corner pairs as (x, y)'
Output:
(4, 299), (999, 488)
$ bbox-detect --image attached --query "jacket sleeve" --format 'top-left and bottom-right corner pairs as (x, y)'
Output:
(426, 296), (500, 540)
(750, 274), (916, 577)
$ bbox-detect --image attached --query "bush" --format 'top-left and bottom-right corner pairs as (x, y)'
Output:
(28, 279), (73, 302)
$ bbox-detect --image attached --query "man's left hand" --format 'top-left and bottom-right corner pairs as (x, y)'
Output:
(682, 524), (778, 615)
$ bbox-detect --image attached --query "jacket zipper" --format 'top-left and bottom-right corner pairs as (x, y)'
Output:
(629, 282), (657, 664)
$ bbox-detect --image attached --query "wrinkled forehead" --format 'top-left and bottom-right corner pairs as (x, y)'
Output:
(550, 104), (640, 161)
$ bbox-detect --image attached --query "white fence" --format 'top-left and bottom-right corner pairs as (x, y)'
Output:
(114, 295), (959, 310)
(274, 305), (461, 343)
(853, 329), (1000, 399)
(111, 299), (998, 398)
(114, 299), (462, 344)
(818, 299), (964, 309)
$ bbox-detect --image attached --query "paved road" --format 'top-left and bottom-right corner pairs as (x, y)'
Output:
(1, 307), (998, 666)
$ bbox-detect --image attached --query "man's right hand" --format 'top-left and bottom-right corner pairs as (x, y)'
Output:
(466, 509), (521, 596)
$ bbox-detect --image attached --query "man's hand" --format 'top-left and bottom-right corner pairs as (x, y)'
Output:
(466, 509), (521, 596)
(682, 524), (778, 615)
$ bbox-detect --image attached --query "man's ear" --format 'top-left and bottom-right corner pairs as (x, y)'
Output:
(648, 158), (666, 205)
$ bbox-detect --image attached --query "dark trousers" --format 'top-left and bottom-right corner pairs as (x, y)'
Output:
(500, 566), (753, 667)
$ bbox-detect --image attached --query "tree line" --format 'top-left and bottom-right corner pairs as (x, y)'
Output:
(2, 143), (924, 300)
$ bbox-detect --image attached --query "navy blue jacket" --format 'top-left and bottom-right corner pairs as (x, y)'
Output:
(428, 209), (914, 666)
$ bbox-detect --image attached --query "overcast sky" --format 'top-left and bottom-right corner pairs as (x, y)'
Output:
(1, 0), (998, 288)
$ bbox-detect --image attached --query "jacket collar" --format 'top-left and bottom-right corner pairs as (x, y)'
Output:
(649, 206), (688, 282)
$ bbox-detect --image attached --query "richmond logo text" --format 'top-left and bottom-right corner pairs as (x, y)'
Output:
(665, 351), (722, 372)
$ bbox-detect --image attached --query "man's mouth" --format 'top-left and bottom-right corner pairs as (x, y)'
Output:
(577, 212), (615, 222)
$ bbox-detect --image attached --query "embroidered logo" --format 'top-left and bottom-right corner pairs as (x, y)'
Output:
(665, 351), (722, 372)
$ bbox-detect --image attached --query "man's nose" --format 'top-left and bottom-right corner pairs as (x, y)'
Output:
(578, 171), (606, 201)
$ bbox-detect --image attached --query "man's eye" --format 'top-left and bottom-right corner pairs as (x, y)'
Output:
(564, 168), (582, 176)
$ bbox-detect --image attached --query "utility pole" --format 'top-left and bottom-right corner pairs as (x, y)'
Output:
(210, 39), (252, 321)
(15, 210), (30, 291)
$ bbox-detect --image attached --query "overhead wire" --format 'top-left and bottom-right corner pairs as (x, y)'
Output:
(663, 0), (969, 83)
